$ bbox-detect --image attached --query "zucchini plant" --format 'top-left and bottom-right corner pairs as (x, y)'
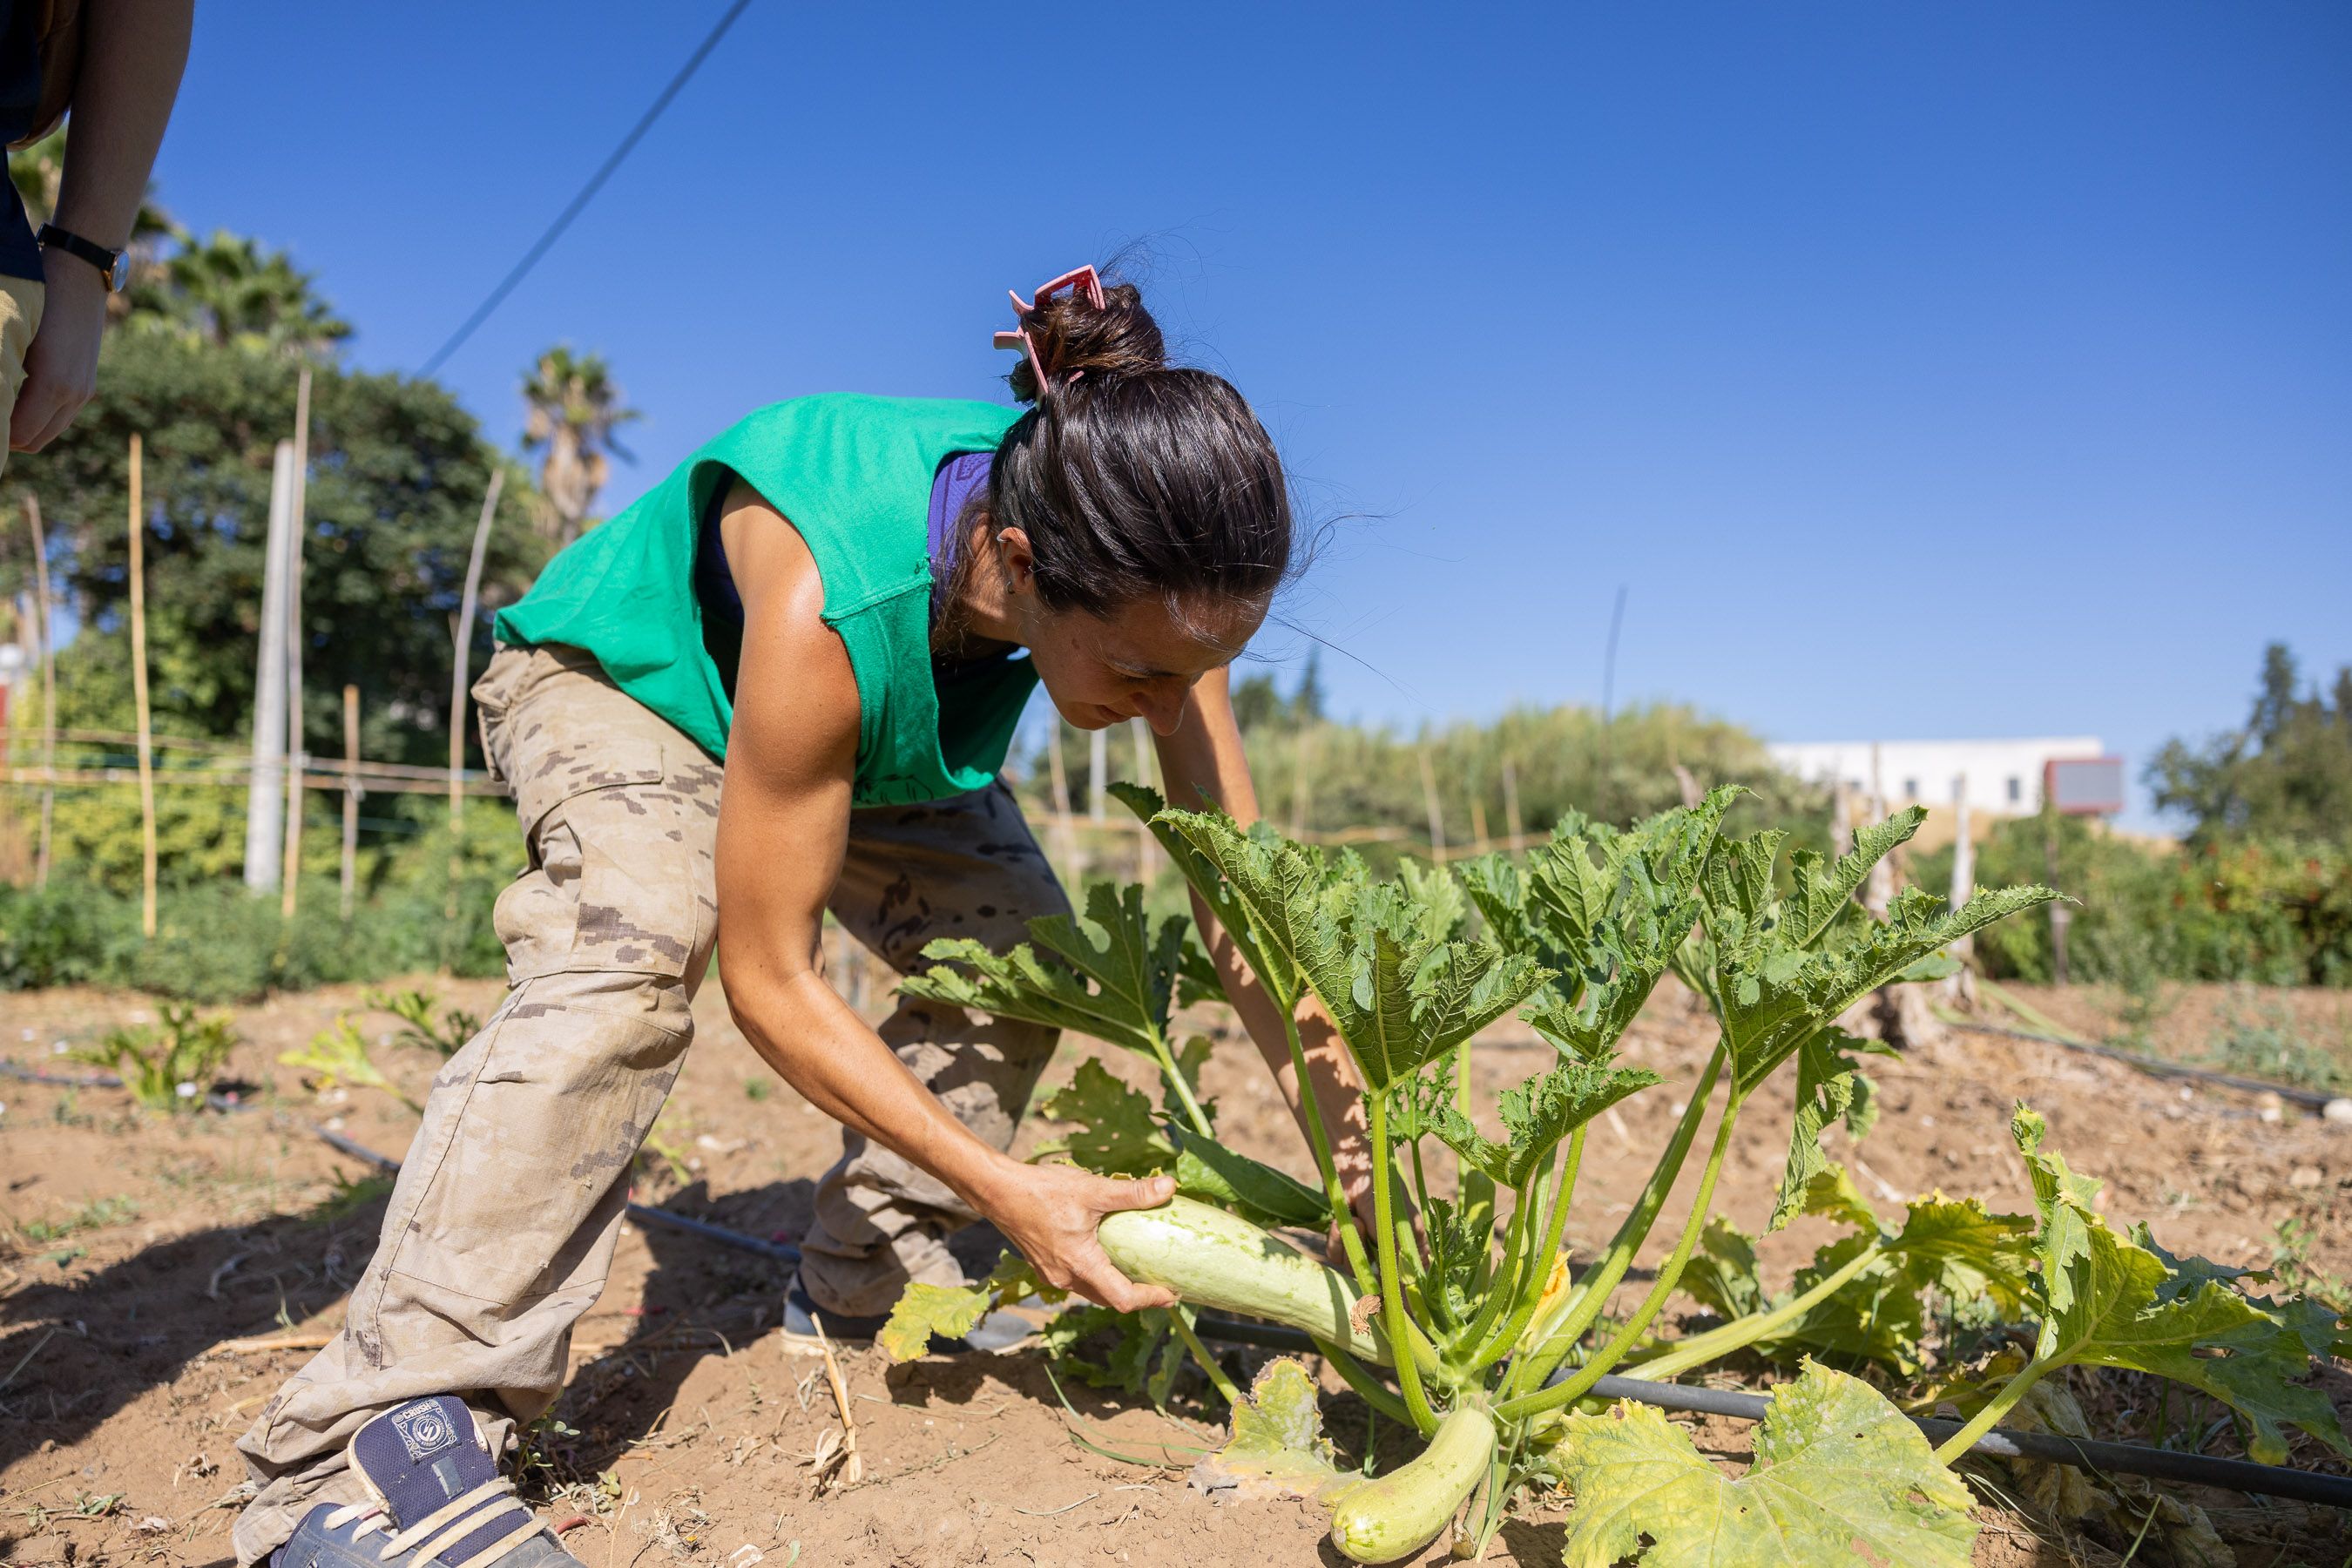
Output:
(883, 787), (2349, 1564)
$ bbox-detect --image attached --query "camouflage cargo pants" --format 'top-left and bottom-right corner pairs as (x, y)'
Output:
(232, 644), (1066, 1564)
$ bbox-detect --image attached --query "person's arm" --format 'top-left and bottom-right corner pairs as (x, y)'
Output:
(713, 481), (1176, 1312)
(1152, 668), (1377, 1220)
(10, 0), (193, 453)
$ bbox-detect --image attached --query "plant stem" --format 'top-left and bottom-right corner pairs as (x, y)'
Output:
(1168, 1308), (1245, 1407)
(1406, 1139), (1456, 1333)
(1282, 1006), (1378, 1294)
(1931, 1358), (2051, 1465)
(1468, 1133), (1580, 1372)
(1506, 1046), (1724, 1399)
(1317, 1337), (1411, 1425)
(1369, 1092), (1439, 1436)
(1619, 1234), (1887, 1382)
(1146, 1023), (1215, 1139)
(1495, 1087), (1744, 1423)
(1452, 1172), (1536, 1363)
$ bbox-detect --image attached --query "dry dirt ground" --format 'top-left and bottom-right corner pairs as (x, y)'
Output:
(0, 971), (2346, 1568)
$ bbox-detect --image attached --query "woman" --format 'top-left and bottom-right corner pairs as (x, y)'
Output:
(232, 268), (1373, 1568)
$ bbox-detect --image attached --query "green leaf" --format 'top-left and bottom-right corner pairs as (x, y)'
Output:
(1680, 1215), (1771, 1323)
(899, 881), (1184, 1062)
(1767, 1029), (1894, 1233)
(1487, 1057), (1662, 1188)
(1781, 808), (1927, 950)
(1155, 801), (1354, 1006)
(1042, 1303), (1172, 1395)
(1190, 1356), (1339, 1499)
(1171, 1128), (1328, 1229)
(1036, 1059), (1173, 1176)
(2008, 1105), (2351, 1463)
(1298, 879), (1552, 1094)
(1553, 1360), (1978, 1567)
(1397, 856), (1468, 946)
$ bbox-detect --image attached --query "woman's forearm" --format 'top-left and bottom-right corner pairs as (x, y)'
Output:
(732, 967), (1019, 1211)
(53, 0), (194, 248)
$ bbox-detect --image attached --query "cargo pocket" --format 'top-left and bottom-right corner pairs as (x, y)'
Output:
(495, 739), (702, 981)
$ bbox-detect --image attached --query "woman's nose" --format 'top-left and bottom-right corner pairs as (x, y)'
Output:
(1137, 685), (1186, 736)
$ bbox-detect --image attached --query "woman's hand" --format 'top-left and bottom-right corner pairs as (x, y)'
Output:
(976, 1163), (1180, 1312)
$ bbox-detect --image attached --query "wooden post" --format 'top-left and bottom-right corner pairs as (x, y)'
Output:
(1130, 717), (1154, 882)
(1044, 718), (1078, 884)
(280, 366), (313, 918)
(1501, 754), (1524, 855)
(341, 683), (361, 921)
(447, 469), (504, 927)
(1417, 742), (1446, 862)
(1944, 774), (1977, 1007)
(1288, 724), (1311, 838)
(21, 497), (54, 889)
(1470, 794), (1489, 857)
(244, 441), (295, 891)
(2043, 804), (2071, 986)
(126, 436), (157, 938)
(1087, 727), (1106, 822)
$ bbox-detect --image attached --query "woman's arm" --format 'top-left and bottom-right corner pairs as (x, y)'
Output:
(714, 481), (1175, 1312)
(1152, 669), (1376, 1214)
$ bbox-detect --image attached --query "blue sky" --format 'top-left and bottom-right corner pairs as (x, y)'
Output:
(152, 3), (2350, 829)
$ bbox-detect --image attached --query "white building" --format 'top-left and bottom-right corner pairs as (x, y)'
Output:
(1767, 737), (2108, 818)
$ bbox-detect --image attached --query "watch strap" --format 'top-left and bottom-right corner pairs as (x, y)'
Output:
(36, 224), (126, 290)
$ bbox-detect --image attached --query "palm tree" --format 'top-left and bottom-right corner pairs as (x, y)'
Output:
(521, 347), (638, 546)
(145, 231), (351, 358)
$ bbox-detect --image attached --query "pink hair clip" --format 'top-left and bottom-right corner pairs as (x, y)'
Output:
(993, 264), (1109, 391)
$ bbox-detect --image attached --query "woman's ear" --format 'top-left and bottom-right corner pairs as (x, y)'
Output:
(991, 525), (1037, 598)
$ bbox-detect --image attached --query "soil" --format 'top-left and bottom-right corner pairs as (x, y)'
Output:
(1, 973), (2346, 1568)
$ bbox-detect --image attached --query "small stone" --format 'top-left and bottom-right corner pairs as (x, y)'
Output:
(2323, 1098), (2352, 1125)
(2289, 1166), (2324, 1190)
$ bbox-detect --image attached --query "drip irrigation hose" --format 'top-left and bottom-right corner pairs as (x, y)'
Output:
(1186, 1315), (2352, 1511)
(301, 1127), (2352, 1511)
(1938, 1017), (2342, 1112)
(3, 1058), (259, 1114)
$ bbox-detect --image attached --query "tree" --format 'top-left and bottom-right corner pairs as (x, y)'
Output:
(134, 230), (352, 358)
(521, 346), (637, 546)
(2, 329), (545, 774)
(2147, 642), (2352, 847)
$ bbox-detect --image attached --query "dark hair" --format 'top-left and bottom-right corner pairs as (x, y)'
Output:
(983, 280), (1292, 624)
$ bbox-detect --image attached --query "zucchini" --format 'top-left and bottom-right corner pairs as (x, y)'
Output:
(1327, 1404), (1497, 1565)
(1097, 1196), (1388, 1363)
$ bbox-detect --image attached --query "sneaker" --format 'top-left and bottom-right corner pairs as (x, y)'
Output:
(273, 1396), (574, 1568)
(780, 1273), (1034, 1355)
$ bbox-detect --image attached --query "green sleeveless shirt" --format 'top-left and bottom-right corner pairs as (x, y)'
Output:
(494, 394), (1033, 806)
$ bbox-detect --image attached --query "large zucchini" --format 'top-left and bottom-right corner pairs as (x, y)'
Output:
(1097, 1196), (1388, 1363)
(1327, 1404), (1497, 1564)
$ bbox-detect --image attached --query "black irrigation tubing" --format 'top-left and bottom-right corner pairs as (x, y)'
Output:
(1944, 1018), (2343, 1111)
(297, 1126), (2352, 1510)
(309, 1125), (806, 1264)
(2, 1058), (258, 1114)
(1186, 1315), (2352, 1511)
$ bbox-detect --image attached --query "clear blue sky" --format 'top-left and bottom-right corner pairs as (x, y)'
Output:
(152, 3), (2350, 829)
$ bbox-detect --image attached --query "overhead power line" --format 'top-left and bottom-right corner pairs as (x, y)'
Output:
(418, 0), (755, 377)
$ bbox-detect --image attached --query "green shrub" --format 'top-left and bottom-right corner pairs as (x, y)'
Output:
(68, 1002), (240, 1111)
(1912, 815), (2352, 987)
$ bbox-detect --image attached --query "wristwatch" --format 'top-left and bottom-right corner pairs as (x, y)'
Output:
(36, 224), (129, 292)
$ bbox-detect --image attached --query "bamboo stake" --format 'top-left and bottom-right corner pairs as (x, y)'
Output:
(280, 366), (313, 918)
(126, 436), (157, 938)
(1416, 742), (1445, 860)
(1501, 754), (1524, 855)
(1289, 723), (1311, 838)
(341, 684), (360, 920)
(446, 469), (504, 933)
(21, 497), (54, 889)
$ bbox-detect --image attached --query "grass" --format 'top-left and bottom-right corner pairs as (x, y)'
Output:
(17, 1194), (139, 1245)
(2196, 1000), (2349, 1093)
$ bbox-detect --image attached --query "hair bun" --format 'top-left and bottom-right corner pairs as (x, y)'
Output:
(1009, 280), (1166, 402)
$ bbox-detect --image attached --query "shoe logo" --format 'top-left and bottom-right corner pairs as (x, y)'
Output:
(390, 1403), (458, 1462)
